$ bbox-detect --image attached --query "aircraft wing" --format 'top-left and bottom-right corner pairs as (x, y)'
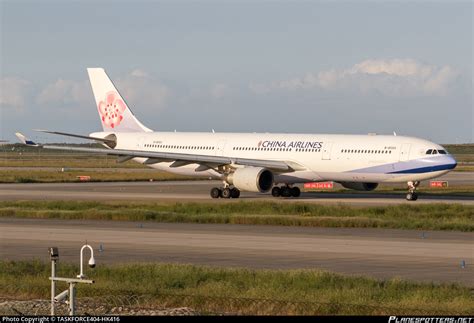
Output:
(42, 145), (300, 172)
(15, 132), (304, 172)
(34, 129), (116, 145)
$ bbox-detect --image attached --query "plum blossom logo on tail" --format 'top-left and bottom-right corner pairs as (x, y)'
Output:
(98, 92), (126, 128)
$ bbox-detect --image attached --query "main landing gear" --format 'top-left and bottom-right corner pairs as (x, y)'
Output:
(271, 185), (301, 198)
(406, 181), (420, 201)
(210, 186), (240, 199)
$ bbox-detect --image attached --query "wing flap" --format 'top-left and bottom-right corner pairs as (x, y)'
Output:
(116, 155), (135, 163)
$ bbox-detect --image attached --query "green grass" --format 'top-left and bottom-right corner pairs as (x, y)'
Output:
(0, 155), (147, 169)
(443, 144), (474, 155)
(0, 169), (198, 183)
(1, 201), (473, 231)
(1, 260), (472, 315)
(452, 165), (474, 172)
(0, 144), (147, 168)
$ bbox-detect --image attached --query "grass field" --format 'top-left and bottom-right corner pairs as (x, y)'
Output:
(1, 201), (473, 231)
(1, 260), (472, 315)
(0, 154), (147, 169)
(443, 144), (474, 155)
(0, 169), (197, 183)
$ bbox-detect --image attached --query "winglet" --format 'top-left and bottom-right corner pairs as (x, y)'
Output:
(15, 132), (40, 147)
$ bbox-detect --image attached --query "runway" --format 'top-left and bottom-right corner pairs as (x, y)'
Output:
(0, 179), (473, 206)
(1, 217), (472, 286)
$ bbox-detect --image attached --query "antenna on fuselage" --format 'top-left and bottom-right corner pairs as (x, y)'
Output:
(393, 131), (397, 136)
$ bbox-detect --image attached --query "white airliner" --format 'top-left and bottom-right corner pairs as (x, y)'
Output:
(16, 68), (457, 201)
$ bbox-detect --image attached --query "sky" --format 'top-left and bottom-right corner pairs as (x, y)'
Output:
(0, 0), (472, 144)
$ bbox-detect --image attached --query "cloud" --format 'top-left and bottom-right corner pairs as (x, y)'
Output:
(0, 77), (31, 109)
(251, 59), (459, 97)
(36, 79), (90, 105)
(210, 83), (231, 99)
(130, 69), (148, 78)
(115, 70), (171, 110)
(35, 70), (171, 110)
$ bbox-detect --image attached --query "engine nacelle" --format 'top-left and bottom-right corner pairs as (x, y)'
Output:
(226, 167), (274, 193)
(339, 182), (379, 191)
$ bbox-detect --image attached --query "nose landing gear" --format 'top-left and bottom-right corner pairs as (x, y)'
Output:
(406, 181), (420, 201)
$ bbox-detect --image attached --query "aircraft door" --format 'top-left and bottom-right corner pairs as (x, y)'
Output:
(137, 137), (145, 149)
(399, 143), (411, 161)
(215, 139), (227, 156)
(322, 142), (333, 160)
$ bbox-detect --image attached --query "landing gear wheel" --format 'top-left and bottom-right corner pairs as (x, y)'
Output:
(406, 181), (420, 201)
(271, 187), (281, 197)
(281, 186), (292, 197)
(210, 187), (221, 199)
(231, 188), (240, 198)
(222, 187), (232, 199)
(291, 187), (301, 198)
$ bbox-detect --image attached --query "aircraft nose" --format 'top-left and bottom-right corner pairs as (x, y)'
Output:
(449, 155), (457, 169)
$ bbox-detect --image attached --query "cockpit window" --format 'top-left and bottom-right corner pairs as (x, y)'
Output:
(426, 149), (433, 154)
(432, 150), (438, 154)
(438, 150), (447, 154)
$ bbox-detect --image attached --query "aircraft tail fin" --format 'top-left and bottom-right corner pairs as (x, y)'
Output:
(87, 68), (152, 133)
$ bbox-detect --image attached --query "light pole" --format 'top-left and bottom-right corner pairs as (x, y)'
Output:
(77, 244), (95, 279)
(49, 244), (96, 316)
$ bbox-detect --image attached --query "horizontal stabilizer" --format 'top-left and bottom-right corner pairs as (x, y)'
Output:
(15, 132), (40, 147)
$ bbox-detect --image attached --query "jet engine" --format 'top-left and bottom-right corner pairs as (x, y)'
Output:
(339, 182), (379, 191)
(226, 167), (274, 193)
